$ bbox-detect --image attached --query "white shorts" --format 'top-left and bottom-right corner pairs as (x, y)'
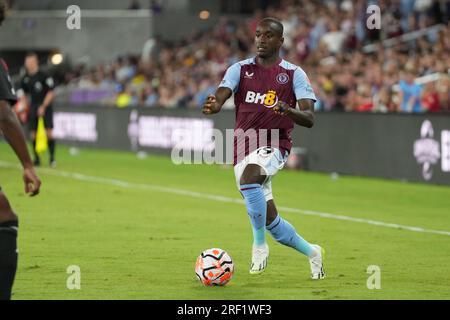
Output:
(234, 147), (289, 201)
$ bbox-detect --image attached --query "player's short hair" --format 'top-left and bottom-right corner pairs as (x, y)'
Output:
(25, 51), (38, 59)
(0, 0), (6, 26)
(258, 18), (284, 37)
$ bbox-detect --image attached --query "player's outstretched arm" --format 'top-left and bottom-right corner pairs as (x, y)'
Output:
(273, 99), (315, 128)
(0, 100), (41, 196)
(202, 87), (232, 115)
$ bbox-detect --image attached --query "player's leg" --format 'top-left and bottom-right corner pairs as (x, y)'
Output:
(238, 163), (270, 274)
(0, 190), (19, 300)
(266, 199), (325, 280)
(46, 128), (56, 167)
(45, 107), (56, 167)
(240, 163), (267, 245)
(28, 111), (40, 166)
(266, 199), (314, 256)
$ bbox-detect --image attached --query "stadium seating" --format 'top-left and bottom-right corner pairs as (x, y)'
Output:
(61, 0), (450, 112)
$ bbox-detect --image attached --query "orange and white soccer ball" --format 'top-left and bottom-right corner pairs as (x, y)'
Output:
(195, 248), (234, 286)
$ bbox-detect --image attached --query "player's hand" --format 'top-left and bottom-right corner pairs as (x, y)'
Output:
(202, 95), (219, 115)
(273, 101), (291, 116)
(37, 106), (45, 117)
(23, 166), (41, 197)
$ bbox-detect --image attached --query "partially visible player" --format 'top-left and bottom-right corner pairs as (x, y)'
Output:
(18, 52), (56, 167)
(202, 18), (325, 279)
(0, 0), (41, 300)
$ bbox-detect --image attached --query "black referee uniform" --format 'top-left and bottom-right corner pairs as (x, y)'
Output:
(19, 70), (56, 165)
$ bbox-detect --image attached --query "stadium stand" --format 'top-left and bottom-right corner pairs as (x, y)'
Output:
(59, 0), (449, 112)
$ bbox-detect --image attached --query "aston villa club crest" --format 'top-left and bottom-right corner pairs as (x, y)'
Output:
(276, 73), (289, 85)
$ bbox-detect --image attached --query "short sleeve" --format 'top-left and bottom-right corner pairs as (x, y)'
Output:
(219, 63), (241, 93)
(293, 68), (317, 101)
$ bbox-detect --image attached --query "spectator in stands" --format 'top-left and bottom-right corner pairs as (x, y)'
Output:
(320, 21), (347, 54)
(398, 68), (423, 113)
(143, 84), (158, 107)
(58, 0), (449, 114)
(116, 84), (135, 108)
(373, 86), (396, 113)
(436, 74), (450, 112)
(422, 81), (441, 112)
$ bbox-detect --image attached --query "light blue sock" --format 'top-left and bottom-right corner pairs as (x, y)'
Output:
(267, 215), (313, 257)
(240, 184), (267, 246)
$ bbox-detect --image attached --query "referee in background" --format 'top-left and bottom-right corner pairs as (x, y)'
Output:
(18, 52), (57, 167)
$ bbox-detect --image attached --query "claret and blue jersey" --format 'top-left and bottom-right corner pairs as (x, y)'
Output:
(219, 57), (317, 165)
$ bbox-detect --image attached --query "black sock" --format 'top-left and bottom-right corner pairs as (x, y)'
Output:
(31, 140), (40, 164)
(0, 220), (18, 300)
(48, 139), (56, 162)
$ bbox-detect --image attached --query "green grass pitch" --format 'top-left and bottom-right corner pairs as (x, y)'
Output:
(1, 142), (450, 300)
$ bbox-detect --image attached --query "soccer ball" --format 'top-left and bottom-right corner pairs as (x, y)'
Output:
(195, 248), (234, 286)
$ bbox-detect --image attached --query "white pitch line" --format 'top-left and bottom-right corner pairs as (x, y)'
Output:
(1, 161), (450, 237)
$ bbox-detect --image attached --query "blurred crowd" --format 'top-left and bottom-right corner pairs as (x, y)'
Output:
(63, 0), (450, 112)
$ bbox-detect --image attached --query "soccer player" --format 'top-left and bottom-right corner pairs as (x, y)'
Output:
(202, 18), (325, 279)
(18, 52), (56, 167)
(0, 0), (41, 300)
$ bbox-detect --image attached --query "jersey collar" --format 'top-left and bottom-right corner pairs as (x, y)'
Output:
(254, 56), (282, 69)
